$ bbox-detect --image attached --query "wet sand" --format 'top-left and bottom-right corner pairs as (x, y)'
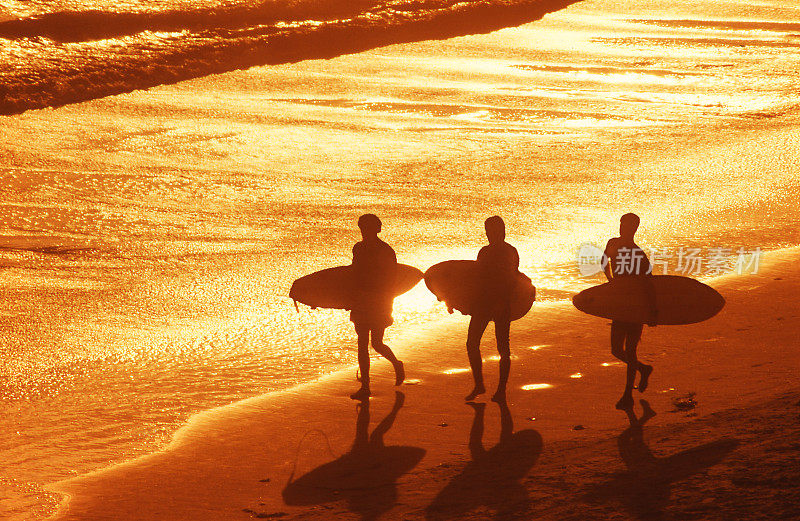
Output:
(50, 246), (800, 520)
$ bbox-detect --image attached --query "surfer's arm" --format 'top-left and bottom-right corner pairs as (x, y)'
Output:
(603, 239), (616, 282)
(351, 242), (363, 267)
(351, 243), (368, 288)
(382, 246), (398, 294)
(476, 245), (488, 264)
(475, 246), (491, 280)
(643, 270), (658, 326)
(506, 246), (521, 295)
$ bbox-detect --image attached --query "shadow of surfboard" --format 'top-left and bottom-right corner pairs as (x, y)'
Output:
(283, 391), (425, 521)
(585, 401), (740, 520)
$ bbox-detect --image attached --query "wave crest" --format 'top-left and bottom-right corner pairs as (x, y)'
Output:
(0, 0), (581, 115)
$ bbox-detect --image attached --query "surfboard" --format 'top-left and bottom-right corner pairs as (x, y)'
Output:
(571, 275), (725, 325)
(289, 264), (423, 310)
(423, 260), (535, 321)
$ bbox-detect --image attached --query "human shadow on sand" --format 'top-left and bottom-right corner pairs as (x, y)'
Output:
(282, 391), (425, 521)
(585, 400), (740, 520)
(425, 400), (543, 520)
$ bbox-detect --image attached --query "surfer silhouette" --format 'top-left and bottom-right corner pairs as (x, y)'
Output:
(349, 214), (405, 401)
(603, 213), (656, 411)
(465, 216), (519, 403)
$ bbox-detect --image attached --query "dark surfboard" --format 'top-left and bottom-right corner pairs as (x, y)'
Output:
(290, 264), (423, 310)
(423, 260), (535, 321)
(572, 275), (724, 325)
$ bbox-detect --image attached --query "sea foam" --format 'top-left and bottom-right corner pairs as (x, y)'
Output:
(0, 0), (580, 115)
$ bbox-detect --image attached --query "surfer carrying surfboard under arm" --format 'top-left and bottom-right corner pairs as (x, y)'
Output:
(349, 214), (405, 401)
(464, 216), (520, 404)
(603, 213), (657, 411)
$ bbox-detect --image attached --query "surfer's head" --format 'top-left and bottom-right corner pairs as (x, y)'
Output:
(484, 215), (505, 244)
(620, 213), (640, 239)
(358, 213), (382, 238)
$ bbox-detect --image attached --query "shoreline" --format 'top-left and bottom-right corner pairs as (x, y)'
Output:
(3, 0), (799, 515)
(1, 0), (583, 115)
(48, 246), (800, 520)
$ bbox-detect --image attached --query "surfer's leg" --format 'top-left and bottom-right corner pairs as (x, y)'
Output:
(351, 324), (371, 400)
(626, 324), (652, 391)
(638, 363), (653, 393)
(370, 328), (405, 386)
(616, 323), (641, 409)
(491, 319), (511, 403)
(370, 328), (397, 362)
(625, 324), (642, 366)
(465, 316), (489, 400)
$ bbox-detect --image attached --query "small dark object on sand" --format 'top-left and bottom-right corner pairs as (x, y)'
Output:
(673, 392), (697, 411)
(259, 478), (271, 483)
(573, 424), (585, 431)
(439, 422), (449, 427)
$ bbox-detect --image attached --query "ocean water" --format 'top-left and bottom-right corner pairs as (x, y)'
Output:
(1, 0), (800, 517)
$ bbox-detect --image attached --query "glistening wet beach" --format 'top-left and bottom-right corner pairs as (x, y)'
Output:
(1, 0), (799, 518)
(50, 247), (800, 520)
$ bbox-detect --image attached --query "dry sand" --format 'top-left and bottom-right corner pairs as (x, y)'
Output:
(49, 247), (800, 520)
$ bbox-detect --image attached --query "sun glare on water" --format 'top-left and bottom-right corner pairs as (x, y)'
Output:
(443, 368), (471, 375)
(521, 383), (554, 391)
(393, 283), (440, 315)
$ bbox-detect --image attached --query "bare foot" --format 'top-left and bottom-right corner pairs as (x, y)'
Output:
(490, 390), (507, 403)
(349, 386), (370, 401)
(637, 364), (653, 393)
(393, 360), (405, 386)
(615, 395), (634, 411)
(465, 385), (486, 401)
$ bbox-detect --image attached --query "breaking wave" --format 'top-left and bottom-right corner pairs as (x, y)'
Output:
(0, 0), (581, 115)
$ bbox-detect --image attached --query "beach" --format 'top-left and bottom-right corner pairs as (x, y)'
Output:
(1, 0), (799, 518)
(49, 247), (800, 519)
